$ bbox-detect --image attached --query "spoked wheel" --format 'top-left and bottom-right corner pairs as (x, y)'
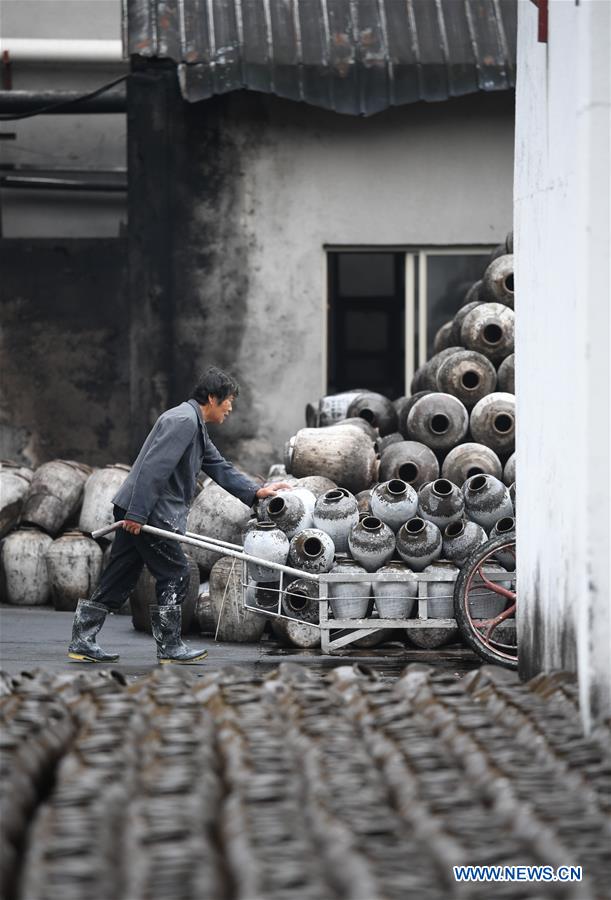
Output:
(453, 535), (517, 669)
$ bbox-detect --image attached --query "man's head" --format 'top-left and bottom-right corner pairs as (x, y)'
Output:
(192, 366), (239, 425)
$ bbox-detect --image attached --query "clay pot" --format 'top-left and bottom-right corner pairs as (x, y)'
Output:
(462, 474), (514, 532)
(208, 556), (265, 642)
(78, 464), (130, 536)
(263, 491), (308, 539)
(418, 479), (465, 529)
(503, 452), (516, 487)
(379, 441), (439, 489)
(396, 392), (433, 438)
(328, 557), (371, 619)
(433, 321), (455, 353)
(22, 460), (91, 536)
(482, 254), (514, 308)
(1, 527), (53, 605)
(497, 353), (515, 393)
(243, 522), (290, 581)
(452, 299), (482, 344)
(288, 529), (335, 573)
(509, 482), (516, 509)
(441, 443), (503, 486)
(348, 516), (395, 573)
(396, 517), (442, 572)
(436, 350), (498, 410)
(370, 479), (418, 533)
(372, 561), (417, 618)
(290, 487), (317, 527)
(410, 365), (427, 394)
(316, 391), (366, 427)
(505, 231), (513, 253)
(421, 561), (459, 618)
(245, 580), (281, 612)
(312, 489), (359, 554)
(295, 475), (337, 498)
(285, 425), (377, 494)
(487, 242), (507, 265)
(187, 482), (252, 574)
(442, 519), (487, 567)
(131, 556), (199, 634)
(45, 530), (103, 612)
(332, 417), (378, 441)
(489, 516), (516, 571)
(460, 303), (515, 365)
(355, 488), (373, 516)
(271, 617), (320, 648)
(346, 392), (398, 436)
(467, 562), (513, 618)
(377, 432), (404, 454)
(281, 578), (320, 623)
(470, 392), (516, 456)
(406, 624), (459, 650)
(0, 462), (33, 538)
(419, 347), (462, 391)
(406, 393), (469, 451)
(461, 281), (483, 307)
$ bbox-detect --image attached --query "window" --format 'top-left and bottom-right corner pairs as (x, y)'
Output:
(327, 248), (493, 397)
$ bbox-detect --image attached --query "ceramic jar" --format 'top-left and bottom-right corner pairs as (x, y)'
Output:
(433, 321), (455, 353)
(417, 479), (465, 529)
(288, 529), (335, 573)
(441, 443), (503, 486)
(470, 392), (516, 456)
(348, 516), (396, 573)
(421, 561), (459, 618)
(328, 557), (371, 619)
(467, 563), (513, 618)
(372, 561), (417, 618)
(45, 530), (104, 612)
(503, 452), (516, 487)
(23, 460), (91, 536)
(489, 516), (516, 571)
(264, 491), (309, 539)
(1, 527), (53, 606)
(312, 489), (359, 554)
(406, 393), (469, 451)
(346, 392), (398, 436)
(271, 618), (320, 649)
(451, 299), (483, 345)
(370, 479), (418, 533)
(245, 580), (281, 612)
(315, 391), (365, 427)
(460, 302), (515, 365)
(435, 350), (498, 410)
(482, 254), (514, 308)
(78, 464), (131, 535)
(396, 517), (442, 572)
(419, 347), (462, 391)
(295, 476), (337, 499)
(243, 522), (290, 581)
(187, 481), (252, 574)
(281, 578), (320, 623)
(497, 353), (515, 393)
(462, 474), (514, 532)
(0, 462), (32, 538)
(285, 425), (377, 494)
(378, 440), (439, 488)
(442, 519), (488, 567)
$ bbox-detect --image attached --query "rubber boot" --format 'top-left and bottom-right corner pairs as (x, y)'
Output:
(150, 605), (208, 664)
(68, 599), (120, 663)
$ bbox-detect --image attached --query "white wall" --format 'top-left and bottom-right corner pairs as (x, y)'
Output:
(514, 0), (610, 729)
(0, 0), (126, 237)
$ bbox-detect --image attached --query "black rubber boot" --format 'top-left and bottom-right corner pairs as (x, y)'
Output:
(68, 599), (120, 663)
(150, 605), (208, 664)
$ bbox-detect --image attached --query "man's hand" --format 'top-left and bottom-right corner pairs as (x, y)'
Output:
(123, 519), (142, 535)
(255, 481), (293, 500)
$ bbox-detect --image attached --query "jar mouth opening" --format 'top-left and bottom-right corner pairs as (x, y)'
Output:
(388, 479), (407, 496)
(359, 407), (376, 424)
(324, 489), (344, 503)
(405, 517), (425, 535)
(444, 520), (465, 538)
(504, 273), (514, 293)
(286, 588), (309, 610)
(466, 466), (484, 478)
(268, 496), (286, 516)
(493, 413), (514, 434)
(483, 322), (503, 345)
(398, 462), (418, 483)
(256, 521), (276, 531)
(430, 414), (449, 435)
(469, 474), (488, 492)
(461, 370), (480, 390)
(432, 479), (453, 496)
(495, 516), (515, 533)
(303, 537), (323, 558)
(362, 516), (382, 532)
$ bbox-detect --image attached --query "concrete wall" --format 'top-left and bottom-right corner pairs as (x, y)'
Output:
(0, 0), (126, 237)
(514, 0), (610, 728)
(170, 91), (515, 474)
(0, 239), (130, 466)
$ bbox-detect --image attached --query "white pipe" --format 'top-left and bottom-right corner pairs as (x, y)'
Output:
(0, 39), (125, 64)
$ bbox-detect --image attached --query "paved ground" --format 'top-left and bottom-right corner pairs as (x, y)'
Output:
(0, 605), (480, 679)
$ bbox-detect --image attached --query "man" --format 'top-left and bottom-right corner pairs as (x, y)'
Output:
(68, 366), (291, 664)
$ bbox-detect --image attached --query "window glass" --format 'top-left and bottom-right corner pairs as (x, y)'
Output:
(337, 253), (395, 297)
(426, 254), (490, 357)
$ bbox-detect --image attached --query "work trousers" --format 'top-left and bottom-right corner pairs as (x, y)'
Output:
(90, 507), (190, 613)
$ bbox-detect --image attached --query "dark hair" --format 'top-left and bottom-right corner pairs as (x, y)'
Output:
(192, 366), (240, 404)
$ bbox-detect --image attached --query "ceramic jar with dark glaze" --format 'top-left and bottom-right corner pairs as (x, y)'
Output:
(23, 459), (91, 536)
(418, 479), (465, 529)
(433, 321), (455, 353)
(346, 392), (398, 436)
(281, 578), (320, 622)
(406, 393), (469, 451)
(312, 488), (359, 554)
(396, 392), (433, 438)
(377, 432), (404, 454)
(396, 517), (442, 572)
(462, 474), (514, 532)
(285, 425), (377, 494)
(503, 452), (516, 486)
(348, 516), (396, 572)
(489, 515), (516, 571)
(421, 561), (460, 618)
(482, 254), (514, 308)
(243, 521), (290, 581)
(470, 392), (516, 456)
(310, 391), (365, 427)
(45, 530), (104, 612)
(452, 299), (482, 344)
(460, 302), (515, 365)
(264, 491), (308, 539)
(288, 529), (335, 574)
(372, 561), (418, 618)
(379, 440), (440, 488)
(245, 580), (281, 612)
(441, 442), (503, 486)
(435, 350), (498, 410)
(497, 353), (515, 393)
(419, 347), (462, 391)
(370, 479), (418, 533)
(355, 488), (374, 516)
(328, 557), (371, 619)
(442, 519), (488, 567)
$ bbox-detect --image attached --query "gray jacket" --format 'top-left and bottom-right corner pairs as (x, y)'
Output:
(113, 399), (258, 533)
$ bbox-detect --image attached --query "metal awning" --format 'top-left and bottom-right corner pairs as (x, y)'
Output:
(124, 0), (516, 116)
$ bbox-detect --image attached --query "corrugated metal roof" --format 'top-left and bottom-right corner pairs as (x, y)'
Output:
(125, 0), (516, 116)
